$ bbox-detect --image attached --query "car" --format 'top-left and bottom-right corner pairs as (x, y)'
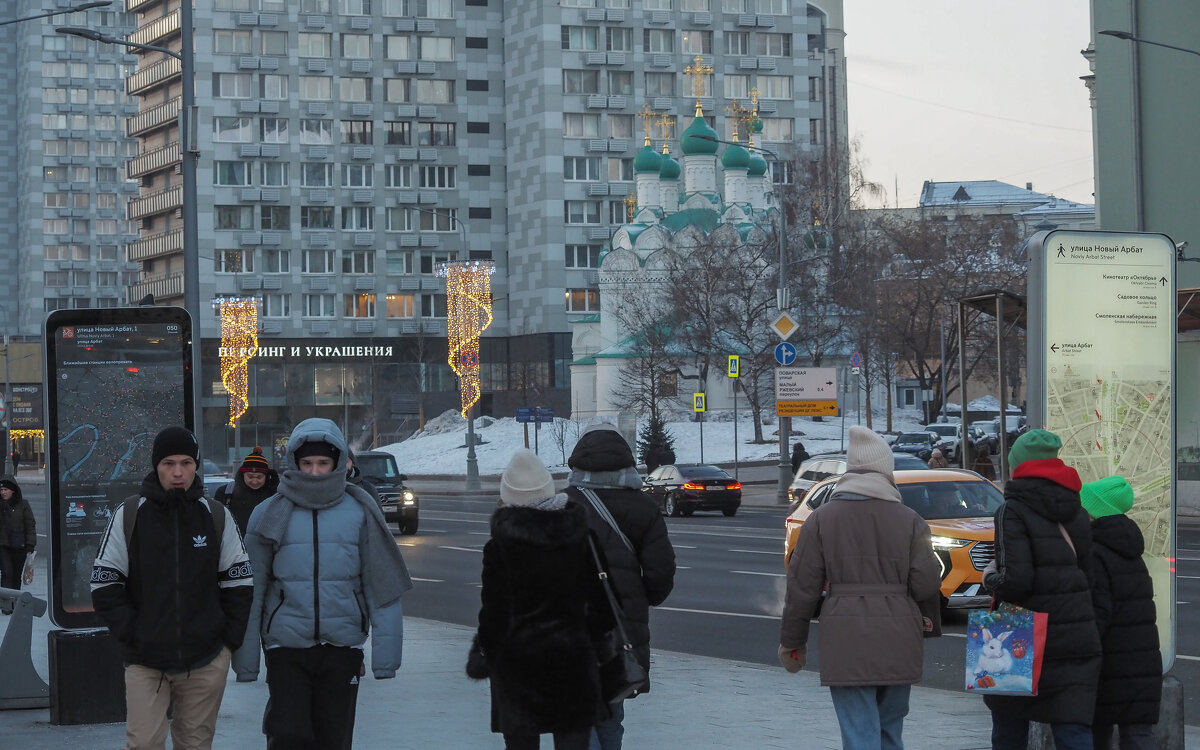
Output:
(202, 458), (232, 498)
(784, 468), (1001, 610)
(642, 463), (742, 517)
(789, 451), (929, 504)
(924, 423), (963, 460)
(993, 414), (1027, 445)
(354, 450), (419, 535)
(968, 421), (1000, 455)
(891, 432), (941, 461)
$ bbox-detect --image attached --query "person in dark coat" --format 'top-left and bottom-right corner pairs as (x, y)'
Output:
(214, 446), (279, 537)
(565, 423), (676, 750)
(472, 449), (608, 750)
(0, 477), (35, 607)
(982, 429), (1101, 750)
(1080, 476), (1162, 750)
(790, 441), (810, 475)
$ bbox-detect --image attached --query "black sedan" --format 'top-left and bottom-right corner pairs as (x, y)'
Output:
(891, 432), (940, 461)
(642, 463), (742, 517)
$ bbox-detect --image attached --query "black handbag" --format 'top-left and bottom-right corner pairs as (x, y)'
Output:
(586, 536), (648, 703)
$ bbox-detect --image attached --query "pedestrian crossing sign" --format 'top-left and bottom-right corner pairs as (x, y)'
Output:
(727, 355), (739, 378)
(693, 393), (706, 412)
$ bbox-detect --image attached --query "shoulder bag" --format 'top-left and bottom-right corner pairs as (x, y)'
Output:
(586, 535), (647, 703)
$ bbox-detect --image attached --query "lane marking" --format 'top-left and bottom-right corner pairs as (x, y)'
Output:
(411, 577), (443, 583)
(656, 605), (777, 620)
(673, 544), (697, 549)
(729, 548), (780, 555)
(439, 546), (484, 553)
(731, 570), (785, 578)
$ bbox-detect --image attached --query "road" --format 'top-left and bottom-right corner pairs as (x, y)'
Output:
(18, 480), (1200, 723)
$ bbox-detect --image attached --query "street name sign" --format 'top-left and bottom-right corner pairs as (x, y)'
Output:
(774, 367), (837, 417)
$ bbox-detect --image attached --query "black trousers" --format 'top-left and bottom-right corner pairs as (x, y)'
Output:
(0, 547), (24, 592)
(503, 729), (591, 750)
(264, 645), (363, 750)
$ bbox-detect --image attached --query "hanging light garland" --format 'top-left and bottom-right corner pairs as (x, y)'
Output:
(217, 297), (258, 427)
(436, 260), (495, 418)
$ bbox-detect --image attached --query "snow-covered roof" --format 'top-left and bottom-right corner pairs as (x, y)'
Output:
(919, 180), (1083, 208)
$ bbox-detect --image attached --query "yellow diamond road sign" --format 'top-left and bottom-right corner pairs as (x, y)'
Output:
(770, 312), (799, 341)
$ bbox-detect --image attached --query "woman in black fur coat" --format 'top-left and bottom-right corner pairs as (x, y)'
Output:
(470, 449), (608, 750)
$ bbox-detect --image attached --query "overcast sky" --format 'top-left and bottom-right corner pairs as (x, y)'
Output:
(842, 0), (1095, 208)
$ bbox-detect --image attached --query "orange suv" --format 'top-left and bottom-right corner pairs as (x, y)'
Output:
(784, 468), (1000, 609)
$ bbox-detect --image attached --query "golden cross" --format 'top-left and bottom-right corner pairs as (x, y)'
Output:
(637, 103), (656, 146)
(726, 99), (751, 141)
(623, 194), (638, 223)
(746, 88), (761, 147)
(683, 55), (713, 115)
(654, 113), (676, 151)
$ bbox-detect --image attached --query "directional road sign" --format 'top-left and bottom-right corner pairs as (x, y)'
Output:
(774, 342), (797, 366)
(775, 367), (838, 417)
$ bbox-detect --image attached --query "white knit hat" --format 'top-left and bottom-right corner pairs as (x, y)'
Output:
(834, 426), (901, 502)
(500, 449), (557, 506)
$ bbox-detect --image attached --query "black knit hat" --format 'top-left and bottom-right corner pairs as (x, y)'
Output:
(294, 440), (339, 467)
(568, 423), (636, 472)
(151, 426), (199, 467)
(0, 477), (18, 493)
(239, 446), (271, 474)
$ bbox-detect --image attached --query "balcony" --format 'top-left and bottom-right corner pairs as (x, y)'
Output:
(126, 228), (183, 262)
(126, 56), (181, 96)
(127, 141), (180, 179)
(126, 97), (180, 137)
(129, 9), (181, 48)
(125, 0), (161, 13)
(126, 185), (183, 221)
(126, 273), (184, 304)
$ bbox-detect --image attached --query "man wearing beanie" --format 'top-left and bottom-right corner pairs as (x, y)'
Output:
(91, 425), (252, 749)
(780, 426), (941, 749)
(981, 429), (1101, 750)
(0, 476), (35, 611)
(564, 423), (675, 749)
(214, 446), (279, 537)
(1081, 476), (1161, 749)
(473, 448), (609, 750)
(234, 418), (412, 749)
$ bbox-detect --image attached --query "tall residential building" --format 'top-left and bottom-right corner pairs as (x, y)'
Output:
(122, 0), (847, 461)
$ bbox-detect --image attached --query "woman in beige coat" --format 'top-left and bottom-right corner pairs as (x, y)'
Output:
(779, 426), (941, 750)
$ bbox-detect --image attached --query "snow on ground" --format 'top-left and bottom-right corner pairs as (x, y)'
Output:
(379, 408), (935, 476)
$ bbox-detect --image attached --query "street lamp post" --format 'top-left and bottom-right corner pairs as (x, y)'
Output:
(1099, 29), (1200, 59)
(58, 12), (202, 448)
(0, 1), (111, 28)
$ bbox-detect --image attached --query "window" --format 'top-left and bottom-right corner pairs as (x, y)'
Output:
(385, 207), (411, 231)
(260, 74), (289, 101)
(561, 0), (597, 6)
(565, 244), (601, 268)
(344, 293), (376, 317)
(682, 0), (709, 8)
(95, 141), (117, 157)
(249, 293), (286, 321)
(607, 27), (632, 51)
(216, 206), (255, 230)
(341, 120), (373, 144)
(562, 26), (598, 51)
(301, 0), (331, 10)
(417, 122), (455, 146)
(261, 31), (288, 55)
(342, 206), (374, 231)
(261, 206), (290, 230)
(607, 0), (630, 6)
(95, 89), (117, 105)
(809, 119), (823, 145)
(44, 62), (67, 77)
(385, 79), (409, 103)
(98, 245), (118, 261)
(643, 0), (670, 8)
(43, 114), (67, 130)
(760, 117), (793, 142)
(303, 294), (337, 317)
(215, 161), (253, 186)
(340, 0), (372, 14)
(608, 114), (632, 138)
(564, 200), (601, 225)
(95, 115), (118, 131)
(215, 0), (252, 8)
(214, 73), (252, 99)
(97, 193), (118, 209)
(681, 30), (712, 54)
(723, 0), (747, 10)
(417, 208), (458, 232)
(215, 117), (254, 142)
(565, 289), (600, 312)
(70, 166), (89, 182)
(299, 33), (331, 58)
(386, 294), (414, 318)
(301, 162), (333, 187)
(418, 0), (452, 17)
(724, 31), (749, 56)
(608, 200), (627, 224)
(420, 165), (456, 188)
(387, 251), (414, 274)
(44, 220), (69, 235)
(76, 193), (93, 208)
(214, 30), (252, 54)
(386, 36), (410, 60)
(342, 250), (375, 275)
(45, 298), (70, 313)
(97, 271), (118, 287)
(645, 72), (674, 97)
(299, 76), (332, 100)
(757, 75), (792, 99)
(300, 205), (335, 228)
(261, 117), (290, 143)
(564, 156), (601, 181)
(419, 294), (447, 318)
(384, 121), (411, 144)
(562, 113), (599, 138)
(339, 78), (370, 103)
(300, 118), (333, 144)
(724, 74), (750, 99)
(45, 271), (69, 287)
(262, 249), (291, 272)
(215, 249), (253, 273)
(563, 70), (600, 95)
(342, 164), (374, 187)
(809, 76), (823, 102)
(756, 0), (788, 13)
(261, 162), (289, 186)
(756, 33), (792, 57)
(70, 114), (88, 130)
(43, 139), (68, 156)
(414, 79), (454, 104)
(608, 70), (633, 95)
(607, 157), (633, 181)
(44, 88), (67, 104)
(342, 33), (371, 58)
(382, 0), (405, 13)
(44, 193), (68, 208)
(644, 29), (674, 53)
(303, 249), (335, 273)
(419, 37), (453, 60)
(385, 164), (411, 188)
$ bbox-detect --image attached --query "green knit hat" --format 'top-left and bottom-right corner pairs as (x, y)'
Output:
(1007, 429), (1061, 470)
(1080, 475), (1134, 518)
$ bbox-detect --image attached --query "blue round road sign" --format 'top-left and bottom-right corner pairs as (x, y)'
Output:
(774, 342), (797, 366)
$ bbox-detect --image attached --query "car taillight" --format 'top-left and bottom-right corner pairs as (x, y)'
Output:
(681, 482), (705, 491)
(726, 482), (742, 490)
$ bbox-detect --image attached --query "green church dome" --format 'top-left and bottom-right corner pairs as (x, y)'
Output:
(747, 150), (768, 177)
(721, 142), (750, 170)
(633, 142), (662, 174)
(659, 152), (680, 180)
(680, 116), (719, 155)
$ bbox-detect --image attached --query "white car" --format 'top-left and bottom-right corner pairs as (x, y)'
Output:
(925, 422), (963, 460)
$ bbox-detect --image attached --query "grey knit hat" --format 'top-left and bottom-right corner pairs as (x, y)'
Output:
(834, 426), (901, 502)
(500, 449), (557, 506)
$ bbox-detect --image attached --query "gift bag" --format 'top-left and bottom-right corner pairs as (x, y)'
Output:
(964, 602), (1047, 695)
(22, 550), (36, 586)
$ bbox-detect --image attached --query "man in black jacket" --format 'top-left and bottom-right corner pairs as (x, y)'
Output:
(565, 423), (675, 750)
(92, 426), (253, 749)
(214, 445), (279, 537)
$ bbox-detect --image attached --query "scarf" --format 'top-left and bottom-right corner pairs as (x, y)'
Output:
(832, 469), (902, 503)
(256, 468), (413, 606)
(566, 467), (643, 490)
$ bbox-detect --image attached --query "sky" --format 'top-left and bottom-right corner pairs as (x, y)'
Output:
(841, 1), (1096, 208)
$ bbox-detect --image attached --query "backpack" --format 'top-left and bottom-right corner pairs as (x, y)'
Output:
(122, 495), (226, 548)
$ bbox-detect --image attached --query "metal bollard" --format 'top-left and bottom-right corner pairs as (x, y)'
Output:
(0, 586), (51, 709)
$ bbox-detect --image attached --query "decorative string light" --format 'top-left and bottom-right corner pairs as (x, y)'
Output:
(436, 261), (495, 418)
(10, 429), (43, 439)
(217, 297), (258, 427)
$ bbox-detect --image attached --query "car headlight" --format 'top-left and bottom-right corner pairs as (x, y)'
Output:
(930, 535), (971, 550)
(402, 490), (415, 504)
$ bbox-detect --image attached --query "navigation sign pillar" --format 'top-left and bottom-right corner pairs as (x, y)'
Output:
(727, 356), (739, 480)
